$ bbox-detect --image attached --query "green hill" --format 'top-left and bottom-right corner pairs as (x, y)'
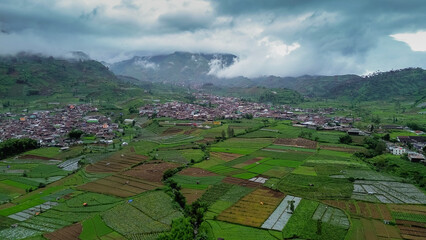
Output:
(0, 53), (148, 102)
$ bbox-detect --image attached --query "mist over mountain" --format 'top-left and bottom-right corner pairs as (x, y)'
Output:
(110, 51), (426, 101)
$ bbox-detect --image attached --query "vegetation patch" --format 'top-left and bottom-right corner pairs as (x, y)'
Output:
(217, 188), (284, 227)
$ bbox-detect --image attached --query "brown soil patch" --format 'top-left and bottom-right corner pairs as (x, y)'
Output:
(161, 127), (184, 135)
(399, 225), (426, 238)
(183, 128), (197, 135)
(123, 161), (180, 183)
(181, 188), (206, 204)
(18, 155), (57, 160)
(129, 146), (135, 152)
(389, 204), (426, 215)
(86, 153), (148, 173)
(179, 167), (218, 177)
(0, 202), (15, 210)
(210, 152), (243, 161)
(396, 220), (426, 228)
(222, 177), (262, 188)
(44, 223), (82, 240)
(274, 138), (317, 149)
(78, 174), (162, 198)
(234, 157), (264, 168)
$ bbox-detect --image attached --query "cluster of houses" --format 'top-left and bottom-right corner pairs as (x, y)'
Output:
(0, 104), (118, 146)
(139, 93), (360, 130)
(387, 136), (426, 163)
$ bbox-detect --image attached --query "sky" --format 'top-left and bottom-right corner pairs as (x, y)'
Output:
(1, 0), (426, 78)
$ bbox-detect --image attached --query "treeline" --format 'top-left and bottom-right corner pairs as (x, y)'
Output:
(0, 138), (39, 159)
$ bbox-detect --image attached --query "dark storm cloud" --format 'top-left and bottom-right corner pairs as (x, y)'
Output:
(0, 0), (425, 77)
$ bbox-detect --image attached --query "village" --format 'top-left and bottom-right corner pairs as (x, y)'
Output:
(0, 104), (118, 147)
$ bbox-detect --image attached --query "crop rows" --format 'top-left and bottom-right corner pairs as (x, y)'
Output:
(217, 188), (284, 227)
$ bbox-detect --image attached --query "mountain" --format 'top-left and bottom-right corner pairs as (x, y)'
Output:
(0, 53), (146, 101)
(111, 52), (426, 101)
(253, 68), (426, 100)
(109, 51), (237, 85)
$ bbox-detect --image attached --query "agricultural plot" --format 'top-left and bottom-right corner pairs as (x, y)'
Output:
(261, 195), (302, 231)
(222, 177), (263, 188)
(178, 167), (218, 177)
(146, 134), (203, 145)
(102, 191), (183, 239)
(319, 143), (365, 153)
(283, 199), (349, 240)
(359, 218), (401, 240)
(8, 201), (58, 221)
(24, 148), (61, 159)
(352, 180), (426, 204)
(181, 188), (206, 204)
(171, 175), (225, 189)
(78, 173), (163, 197)
(323, 200), (393, 220)
(210, 152), (244, 162)
(79, 214), (114, 240)
(85, 153), (148, 173)
(57, 156), (82, 171)
(278, 174), (353, 199)
(274, 137), (317, 149)
(217, 188), (285, 227)
(205, 185), (254, 219)
(201, 220), (280, 240)
(199, 183), (235, 206)
(123, 161), (180, 183)
(44, 223), (82, 240)
(292, 166), (317, 176)
(211, 138), (274, 155)
(155, 149), (188, 164)
(265, 145), (317, 153)
(396, 218), (426, 240)
(312, 203), (350, 229)
(340, 169), (398, 181)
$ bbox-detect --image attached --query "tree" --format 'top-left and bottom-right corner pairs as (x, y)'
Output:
(157, 217), (194, 240)
(382, 133), (390, 141)
(316, 220), (322, 235)
(68, 129), (84, 140)
(339, 134), (352, 144)
(221, 130), (226, 139)
(423, 145), (426, 153)
(227, 126), (234, 138)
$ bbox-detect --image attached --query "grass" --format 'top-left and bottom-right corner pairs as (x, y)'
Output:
(232, 172), (258, 179)
(211, 138), (273, 155)
(79, 214), (113, 240)
(292, 166), (317, 176)
(391, 212), (426, 223)
(267, 145), (317, 152)
(24, 148), (61, 158)
(262, 159), (303, 168)
(278, 174), (353, 199)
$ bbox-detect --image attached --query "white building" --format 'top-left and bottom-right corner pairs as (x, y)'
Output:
(392, 147), (406, 155)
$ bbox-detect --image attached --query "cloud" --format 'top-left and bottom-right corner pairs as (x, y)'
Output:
(391, 31), (426, 52)
(1, 0), (426, 77)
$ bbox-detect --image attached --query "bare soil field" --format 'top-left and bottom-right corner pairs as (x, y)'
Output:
(123, 161), (180, 183)
(222, 177), (263, 188)
(181, 188), (206, 204)
(210, 152), (243, 161)
(274, 138), (317, 149)
(78, 174), (162, 197)
(86, 153), (148, 173)
(44, 223), (82, 240)
(178, 167), (218, 177)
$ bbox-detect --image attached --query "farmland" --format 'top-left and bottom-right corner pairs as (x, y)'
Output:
(0, 111), (425, 240)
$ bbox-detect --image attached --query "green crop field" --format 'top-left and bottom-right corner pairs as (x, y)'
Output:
(211, 138), (273, 155)
(283, 199), (348, 240)
(202, 220), (280, 240)
(292, 166), (317, 176)
(79, 214), (114, 240)
(24, 148), (61, 158)
(102, 191), (183, 238)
